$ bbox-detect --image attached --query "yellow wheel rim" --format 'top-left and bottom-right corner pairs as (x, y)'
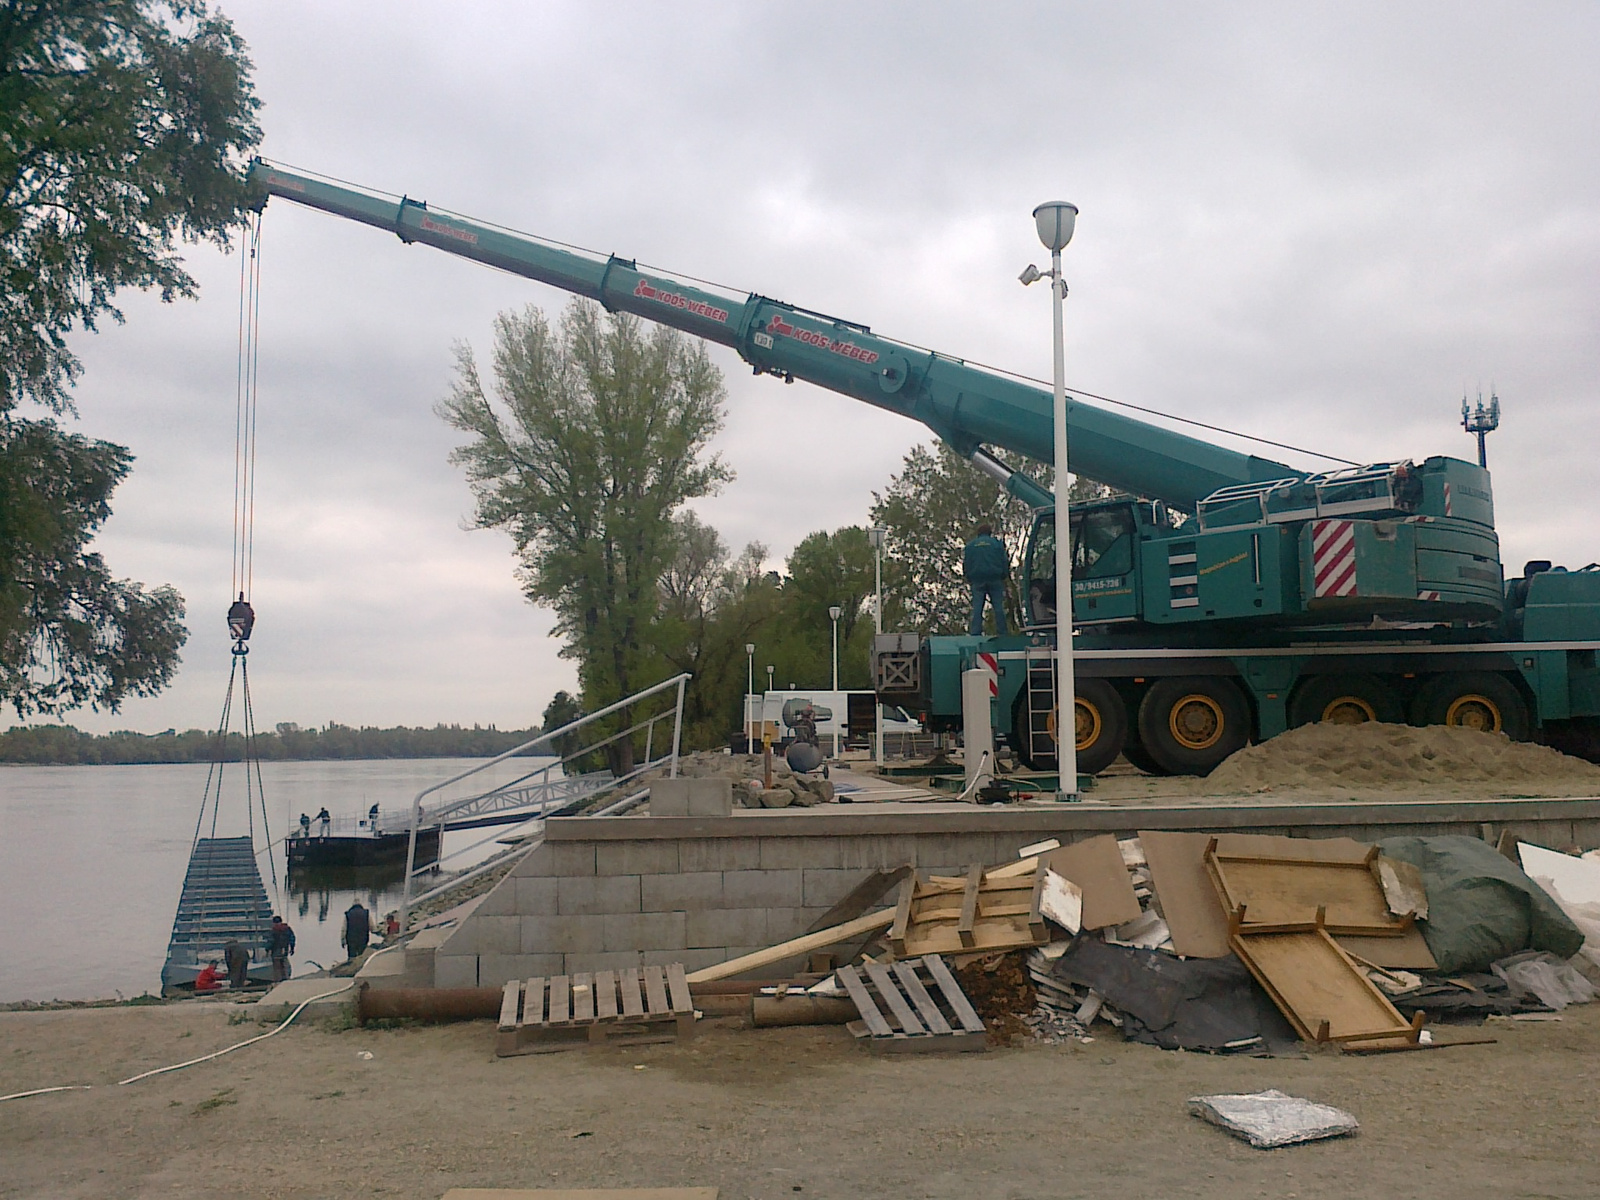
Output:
(1445, 693), (1502, 733)
(1074, 699), (1102, 752)
(1169, 694), (1224, 750)
(1321, 695), (1377, 724)
(1045, 699), (1104, 751)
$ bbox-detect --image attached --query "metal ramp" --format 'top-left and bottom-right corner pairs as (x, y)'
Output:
(161, 837), (273, 991)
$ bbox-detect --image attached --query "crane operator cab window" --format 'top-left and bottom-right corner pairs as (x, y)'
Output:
(1025, 504), (1137, 626)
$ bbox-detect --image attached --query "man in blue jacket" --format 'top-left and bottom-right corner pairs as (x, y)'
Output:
(963, 523), (1010, 636)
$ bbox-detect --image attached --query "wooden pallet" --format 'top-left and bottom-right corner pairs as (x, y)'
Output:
(497, 964), (696, 1055)
(1203, 838), (1414, 937)
(837, 954), (988, 1053)
(890, 865), (1047, 958)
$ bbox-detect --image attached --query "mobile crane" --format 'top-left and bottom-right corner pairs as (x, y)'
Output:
(247, 160), (1600, 775)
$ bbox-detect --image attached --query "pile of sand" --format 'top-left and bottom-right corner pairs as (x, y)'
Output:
(1207, 722), (1600, 792)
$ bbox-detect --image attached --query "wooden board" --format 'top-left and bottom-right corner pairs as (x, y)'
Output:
(1138, 830), (1232, 958)
(685, 909), (896, 984)
(1212, 833), (1374, 863)
(1043, 835), (1142, 930)
(1206, 848), (1410, 935)
(803, 865), (911, 934)
(441, 1190), (718, 1200)
(1336, 927), (1437, 971)
(1231, 925), (1418, 1044)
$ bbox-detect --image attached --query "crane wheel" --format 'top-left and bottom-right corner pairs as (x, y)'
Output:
(1288, 673), (1405, 728)
(1411, 672), (1531, 740)
(1010, 678), (1127, 775)
(1137, 676), (1250, 776)
(1061, 678), (1128, 776)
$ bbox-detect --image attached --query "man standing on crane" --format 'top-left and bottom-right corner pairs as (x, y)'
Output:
(963, 523), (1011, 636)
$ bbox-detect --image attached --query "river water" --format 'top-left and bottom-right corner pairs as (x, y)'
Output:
(0, 757), (553, 1003)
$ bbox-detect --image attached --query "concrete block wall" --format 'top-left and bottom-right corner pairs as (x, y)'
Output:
(431, 827), (1040, 989)
(427, 798), (1600, 989)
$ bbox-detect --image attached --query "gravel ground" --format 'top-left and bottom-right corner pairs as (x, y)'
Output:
(3, 998), (1598, 1199)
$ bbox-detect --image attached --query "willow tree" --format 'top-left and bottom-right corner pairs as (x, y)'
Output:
(440, 300), (729, 771)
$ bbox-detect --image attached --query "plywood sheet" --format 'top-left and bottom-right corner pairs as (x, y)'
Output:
(1207, 854), (1405, 934)
(1231, 927), (1414, 1043)
(1212, 833), (1373, 862)
(1138, 830), (1231, 958)
(1044, 835), (1143, 930)
(1336, 927), (1438, 971)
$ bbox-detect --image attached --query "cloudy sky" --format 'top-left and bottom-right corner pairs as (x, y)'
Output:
(55, 1), (1600, 735)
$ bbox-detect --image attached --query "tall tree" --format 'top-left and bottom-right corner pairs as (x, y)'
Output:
(0, 1), (261, 716)
(870, 443), (1109, 636)
(440, 300), (730, 772)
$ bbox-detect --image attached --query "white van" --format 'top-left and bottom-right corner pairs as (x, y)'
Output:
(740, 690), (920, 751)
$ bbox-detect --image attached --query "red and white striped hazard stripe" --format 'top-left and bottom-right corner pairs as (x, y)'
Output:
(1312, 519), (1358, 598)
(976, 652), (999, 697)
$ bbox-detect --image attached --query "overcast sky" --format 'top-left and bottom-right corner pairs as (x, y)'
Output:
(51, 1), (1600, 735)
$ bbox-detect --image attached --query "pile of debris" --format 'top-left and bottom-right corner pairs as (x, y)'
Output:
(675, 828), (1600, 1058)
(641, 750), (837, 809)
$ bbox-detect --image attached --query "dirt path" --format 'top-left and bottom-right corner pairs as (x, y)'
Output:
(3, 1001), (1597, 1199)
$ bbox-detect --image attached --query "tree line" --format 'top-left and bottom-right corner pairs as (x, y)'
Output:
(0, 721), (545, 765)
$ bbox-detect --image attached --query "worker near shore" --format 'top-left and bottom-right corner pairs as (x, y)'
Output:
(298, 812), (311, 839)
(316, 806), (331, 838)
(963, 522), (1010, 636)
(268, 915), (296, 983)
(342, 900), (371, 961)
(223, 938), (249, 989)
(194, 960), (222, 992)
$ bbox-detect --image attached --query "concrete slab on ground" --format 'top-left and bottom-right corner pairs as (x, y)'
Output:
(253, 976), (357, 1020)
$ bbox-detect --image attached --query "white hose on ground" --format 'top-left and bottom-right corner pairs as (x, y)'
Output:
(0, 944), (402, 1103)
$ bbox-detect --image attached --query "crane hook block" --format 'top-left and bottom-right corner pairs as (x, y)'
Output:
(227, 594), (256, 642)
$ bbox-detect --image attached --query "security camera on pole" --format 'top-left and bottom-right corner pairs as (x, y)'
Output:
(1021, 200), (1080, 800)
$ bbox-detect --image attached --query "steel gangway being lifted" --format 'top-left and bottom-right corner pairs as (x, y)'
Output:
(397, 673), (691, 930)
(161, 837), (276, 992)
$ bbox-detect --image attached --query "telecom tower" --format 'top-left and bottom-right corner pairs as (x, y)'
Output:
(1461, 389), (1500, 468)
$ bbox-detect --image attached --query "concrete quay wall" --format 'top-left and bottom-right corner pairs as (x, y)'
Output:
(427, 797), (1600, 990)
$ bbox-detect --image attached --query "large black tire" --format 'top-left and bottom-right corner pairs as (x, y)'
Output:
(1288, 672), (1406, 728)
(1067, 678), (1129, 776)
(1118, 735), (1170, 776)
(1010, 678), (1128, 775)
(1410, 671), (1531, 741)
(1137, 676), (1251, 776)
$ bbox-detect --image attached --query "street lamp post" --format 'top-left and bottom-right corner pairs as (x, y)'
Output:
(828, 605), (843, 691)
(745, 642), (756, 752)
(1023, 200), (1080, 800)
(869, 526), (887, 766)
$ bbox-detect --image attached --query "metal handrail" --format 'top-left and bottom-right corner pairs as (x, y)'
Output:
(399, 672), (689, 929)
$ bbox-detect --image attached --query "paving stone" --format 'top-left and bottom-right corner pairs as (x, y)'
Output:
(641, 870), (724, 912)
(597, 840), (681, 876)
(649, 779), (692, 816)
(510, 843), (555, 877)
(569, 950), (643, 973)
(764, 907), (815, 943)
(557, 874), (641, 915)
(545, 841), (598, 877)
(479, 954), (539, 989)
(688, 908), (767, 949)
(471, 877), (519, 917)
(603, 911), (687, 953)
(433, 953), (478, 990)
(687, 779), (733, 817)
(802, 867), (871, 908)
(513, 875), (558, 915)
(474, 915), (521, 956)
(678, 837), (761, 872)
(758, 836), (845, 869)
(722, 868), (803, 908)
(523, 914), (605, 955)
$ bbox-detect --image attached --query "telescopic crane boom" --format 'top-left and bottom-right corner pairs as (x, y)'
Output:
(248, 160), (1299, 511)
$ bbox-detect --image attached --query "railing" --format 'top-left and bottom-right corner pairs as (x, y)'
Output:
(398, 673), (689, 930)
